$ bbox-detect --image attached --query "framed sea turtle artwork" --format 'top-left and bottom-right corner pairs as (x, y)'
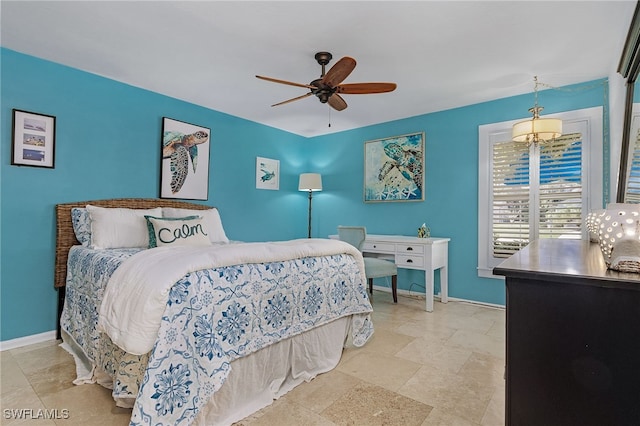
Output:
(364, 132), (425, 202)
(160, 117), (210, 200)
(256, 157), (280, 190)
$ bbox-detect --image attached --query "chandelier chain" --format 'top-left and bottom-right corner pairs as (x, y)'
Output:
(535, 78), (607, 94)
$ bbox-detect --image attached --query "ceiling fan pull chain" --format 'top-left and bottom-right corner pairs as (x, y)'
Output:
(328, 105), (331, 127)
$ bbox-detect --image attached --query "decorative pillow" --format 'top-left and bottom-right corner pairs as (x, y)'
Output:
(86, 205), (162, 249)
(145, 215), (212, 248)
(71, 207), (92, 246)
(162, 207), (229, 243)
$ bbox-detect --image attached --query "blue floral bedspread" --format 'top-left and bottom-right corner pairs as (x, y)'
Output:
(61, 245), (373, 426)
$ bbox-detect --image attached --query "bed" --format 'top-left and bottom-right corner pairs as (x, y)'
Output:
(54, 198), (373, 426)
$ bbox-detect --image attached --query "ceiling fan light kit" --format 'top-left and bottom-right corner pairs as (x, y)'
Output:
(256, 51), (397, 111)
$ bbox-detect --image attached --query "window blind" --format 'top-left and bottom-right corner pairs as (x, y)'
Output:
(538, 136), (583, 239)
(625, 127), (640, 203)
(491, 133), (582, 258)
(492, 139), (530, 257)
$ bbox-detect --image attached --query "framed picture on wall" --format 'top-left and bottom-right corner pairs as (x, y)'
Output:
(364, 131), (425, 202)
(256, 157), (280, 190)
(160, 117), (210, 200)
(11, 109), (56, 168)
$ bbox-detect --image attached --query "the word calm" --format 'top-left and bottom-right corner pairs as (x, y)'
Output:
(159, 223), (208, 243)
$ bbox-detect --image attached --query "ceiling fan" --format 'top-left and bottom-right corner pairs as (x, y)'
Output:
(256, 52), (397, 111)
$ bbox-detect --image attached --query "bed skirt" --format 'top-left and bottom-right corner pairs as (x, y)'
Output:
(62, 316), (351, 426)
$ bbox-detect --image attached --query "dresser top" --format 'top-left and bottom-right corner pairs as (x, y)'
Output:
(493, 239), (640, 288)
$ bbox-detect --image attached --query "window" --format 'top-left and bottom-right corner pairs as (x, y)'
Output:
(478, 107), (603, 278)
(624, 104), (640, 203)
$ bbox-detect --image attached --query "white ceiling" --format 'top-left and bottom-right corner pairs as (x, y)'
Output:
(1, 1), (636, 137)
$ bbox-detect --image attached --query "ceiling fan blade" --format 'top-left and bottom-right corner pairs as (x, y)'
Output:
(327, 93), (348, 111)
(322, 56), (357, 87)
(336, 82), (397, 94)
(256, 75), (316, 90)
(271, 92), (313, 107)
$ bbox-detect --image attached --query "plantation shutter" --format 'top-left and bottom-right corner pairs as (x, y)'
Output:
(479, 107), (602, 278)
(538, 134), (583, 239)
(491, 133), (583, 258)
(492, 140), (530, 258)
(625, 126), (640, 203)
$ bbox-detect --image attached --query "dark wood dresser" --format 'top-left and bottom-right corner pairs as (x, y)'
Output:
(493, 239), (640, 426)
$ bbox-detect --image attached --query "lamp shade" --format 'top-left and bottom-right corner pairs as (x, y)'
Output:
(512, 117), (563, 143)
(298, 173), (322, 191)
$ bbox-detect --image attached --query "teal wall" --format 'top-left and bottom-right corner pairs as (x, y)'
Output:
(0, 49), (308, 340)
(0, 48), (609, 341)
(310, 80), (609, 304)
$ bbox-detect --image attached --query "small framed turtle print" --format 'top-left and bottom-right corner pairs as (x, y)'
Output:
(160, 117), (210, 200)
(11, 109), (56, 168)
(364, 131), (425, 202)
(256, 157), (280, 190)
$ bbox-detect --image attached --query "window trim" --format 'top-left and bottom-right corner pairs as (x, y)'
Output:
(478, 106), (603, 279)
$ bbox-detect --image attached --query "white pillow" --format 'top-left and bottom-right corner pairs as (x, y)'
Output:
(86, 205), (162, 249)
(145, 216), (212, 248)
(162, 207), (229, 243)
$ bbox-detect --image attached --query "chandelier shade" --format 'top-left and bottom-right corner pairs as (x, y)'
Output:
(512, 111), (563, 144)
(512, 76), (563, 144)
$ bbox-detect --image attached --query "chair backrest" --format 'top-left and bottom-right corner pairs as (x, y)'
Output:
(337, 226), (367, 251)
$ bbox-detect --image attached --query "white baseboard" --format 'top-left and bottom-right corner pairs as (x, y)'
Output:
(371, 284), (505, 310)
(0, 330), (58, 352)
(446, 296), (505, 310)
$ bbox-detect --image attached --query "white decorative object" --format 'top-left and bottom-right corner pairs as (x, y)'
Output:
(597, 203), (640, 273)
(585, 209), (605, 242)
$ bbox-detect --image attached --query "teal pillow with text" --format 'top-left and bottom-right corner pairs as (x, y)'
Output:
(144, 215), (211, 248)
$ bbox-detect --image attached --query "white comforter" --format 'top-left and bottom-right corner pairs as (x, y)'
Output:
(98, 238), (364, 355)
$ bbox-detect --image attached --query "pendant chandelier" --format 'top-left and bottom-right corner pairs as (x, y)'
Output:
(512, 76), (563, 145)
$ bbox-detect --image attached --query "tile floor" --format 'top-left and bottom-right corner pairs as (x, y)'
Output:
(0, 292), (505, 425)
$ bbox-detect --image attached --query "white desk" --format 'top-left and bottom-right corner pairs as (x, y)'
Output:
(331, 234), (450, 312)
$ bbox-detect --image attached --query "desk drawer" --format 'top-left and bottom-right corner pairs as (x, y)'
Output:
(396, 254), (425, 269)
(396, 244), (425, 254)
(362, 242), (395, 253)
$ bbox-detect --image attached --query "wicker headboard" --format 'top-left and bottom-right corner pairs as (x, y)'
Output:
(54, 198), (212, 288)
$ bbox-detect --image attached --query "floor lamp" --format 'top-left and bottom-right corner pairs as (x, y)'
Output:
(298, 173), (322, 238)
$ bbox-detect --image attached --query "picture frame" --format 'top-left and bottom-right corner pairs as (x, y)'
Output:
(11, 109), (56, 168)
(160, 117), (210, 200)
(256, 157), (280, 190)
(364, 131), (425, 202)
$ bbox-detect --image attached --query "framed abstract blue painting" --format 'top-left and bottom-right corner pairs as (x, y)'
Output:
(364, 132), (425, 202)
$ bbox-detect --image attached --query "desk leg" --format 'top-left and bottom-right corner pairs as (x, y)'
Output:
(425, 270), (434, 312)
(440, 265), (448, 304)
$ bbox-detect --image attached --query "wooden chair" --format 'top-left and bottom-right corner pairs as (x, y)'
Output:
(338, 226), (398, 303)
